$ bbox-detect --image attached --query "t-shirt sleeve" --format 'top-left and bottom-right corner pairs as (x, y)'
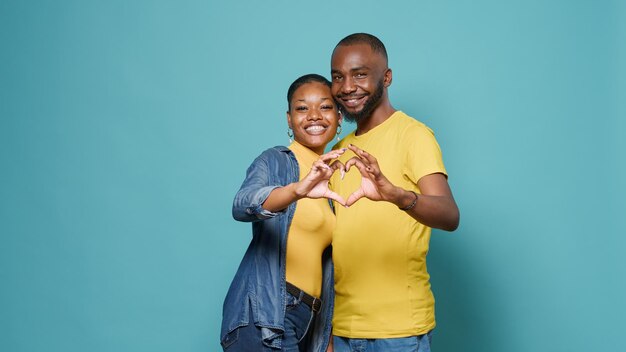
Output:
(404, 124), (447, 185)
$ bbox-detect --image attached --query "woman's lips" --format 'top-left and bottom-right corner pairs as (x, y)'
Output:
(304, 125), (328, 135)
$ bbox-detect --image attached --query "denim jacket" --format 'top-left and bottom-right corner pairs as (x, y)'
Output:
(221, 146), (334, 352)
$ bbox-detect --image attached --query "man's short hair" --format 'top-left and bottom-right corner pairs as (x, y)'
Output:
(287, 74), (331, 111)
(335, 33), (388, 61)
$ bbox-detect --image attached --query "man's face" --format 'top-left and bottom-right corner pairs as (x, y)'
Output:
(331, 43), (388, 123)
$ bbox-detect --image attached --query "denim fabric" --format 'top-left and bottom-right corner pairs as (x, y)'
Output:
(221, 146), (334, 352)
(222, 291), (316, 352)
(333, 332), (433, 352)
(281, 291), (316, 351)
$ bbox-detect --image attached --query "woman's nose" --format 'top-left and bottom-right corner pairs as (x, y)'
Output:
(307, 110), (322, 120)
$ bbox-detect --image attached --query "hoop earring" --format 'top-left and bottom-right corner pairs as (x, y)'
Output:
(336, 124), (342, 142)
(287, 128), (294, 143)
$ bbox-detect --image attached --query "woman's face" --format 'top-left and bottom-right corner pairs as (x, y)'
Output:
(287, 82), (342, 155)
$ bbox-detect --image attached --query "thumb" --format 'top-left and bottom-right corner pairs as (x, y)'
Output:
(324, 191), (346, 206)
(346, 189), (365, 207)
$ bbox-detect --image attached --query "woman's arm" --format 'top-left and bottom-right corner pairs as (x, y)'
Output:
(262, 149), (346, 212)
(232, 152), (282, 222)
(232, 149), (346, 222)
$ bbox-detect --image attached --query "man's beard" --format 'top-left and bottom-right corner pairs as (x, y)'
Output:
(339, 80), (384, 124)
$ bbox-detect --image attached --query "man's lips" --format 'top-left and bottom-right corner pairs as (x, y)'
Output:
(338, 95), (366, 108)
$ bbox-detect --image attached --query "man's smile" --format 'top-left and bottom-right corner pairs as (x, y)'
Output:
(338, 94), (366, 109)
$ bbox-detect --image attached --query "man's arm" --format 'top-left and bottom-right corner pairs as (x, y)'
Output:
(392, 173), (459, 231)
(344, 144), (459, 231)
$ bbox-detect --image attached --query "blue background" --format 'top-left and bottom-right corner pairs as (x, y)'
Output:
(1, 1), (625, 351)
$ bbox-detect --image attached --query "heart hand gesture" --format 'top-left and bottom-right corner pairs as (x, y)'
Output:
(344, 144), (399, 207)
(295, 149), (347, 206)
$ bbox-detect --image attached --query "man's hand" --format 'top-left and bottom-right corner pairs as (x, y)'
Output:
(343, 144), (459, 230)
(344, 144), (400, 206)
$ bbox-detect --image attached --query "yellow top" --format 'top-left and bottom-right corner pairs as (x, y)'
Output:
(285, 141), (335, 297)
(330, 111), (447, 338)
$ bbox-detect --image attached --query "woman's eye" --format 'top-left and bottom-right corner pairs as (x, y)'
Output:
(321, 105), (334, 110)
(295, 106), (307, 111)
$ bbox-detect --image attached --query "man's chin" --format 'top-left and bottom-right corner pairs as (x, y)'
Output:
(341, 108), (367, 123)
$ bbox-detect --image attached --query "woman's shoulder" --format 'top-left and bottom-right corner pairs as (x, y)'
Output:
(250, 146), (294, 165)
(257, 145), (292, 158)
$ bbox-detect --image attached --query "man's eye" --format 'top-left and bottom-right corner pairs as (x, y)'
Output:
(332, 75), (342, 81)
(355, 73), (366, 78)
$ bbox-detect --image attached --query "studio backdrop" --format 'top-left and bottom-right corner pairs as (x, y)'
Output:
(1, 1), (624, 351)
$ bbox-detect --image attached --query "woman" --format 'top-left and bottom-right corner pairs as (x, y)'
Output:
(221, 74), (344, 352)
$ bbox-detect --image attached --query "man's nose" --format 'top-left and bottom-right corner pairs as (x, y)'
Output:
(341, 77), (356, 94)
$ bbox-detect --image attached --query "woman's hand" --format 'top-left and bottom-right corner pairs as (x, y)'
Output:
(295, 149), (347, 206)
(261, 149), (347, 212)
(326, 336), (334, 352)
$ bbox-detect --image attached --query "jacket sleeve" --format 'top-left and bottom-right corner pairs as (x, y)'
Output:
(232, 151), (285, 222)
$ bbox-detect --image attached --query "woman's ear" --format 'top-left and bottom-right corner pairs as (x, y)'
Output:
(337, 110), (343, 125)
(286, 111), (292, 129)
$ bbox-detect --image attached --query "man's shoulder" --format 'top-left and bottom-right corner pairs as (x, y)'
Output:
(391, 111), (435, 135)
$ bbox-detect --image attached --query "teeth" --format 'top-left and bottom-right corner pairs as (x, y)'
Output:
(305, 125), (326, 132)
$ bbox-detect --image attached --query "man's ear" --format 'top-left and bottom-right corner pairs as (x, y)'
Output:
(384, 68), (393, 87)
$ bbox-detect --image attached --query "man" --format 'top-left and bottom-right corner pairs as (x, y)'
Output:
(328, 33), (460, 352)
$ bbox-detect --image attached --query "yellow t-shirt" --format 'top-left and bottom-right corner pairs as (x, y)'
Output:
(330, 111), (447, 338)
(285, 141), (335, 298)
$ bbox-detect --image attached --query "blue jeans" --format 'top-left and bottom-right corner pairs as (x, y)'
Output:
(333, 331), (433, 352)
(222, 291), (315, 351)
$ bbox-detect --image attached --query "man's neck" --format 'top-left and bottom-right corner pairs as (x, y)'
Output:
(355, 102), (396, 136)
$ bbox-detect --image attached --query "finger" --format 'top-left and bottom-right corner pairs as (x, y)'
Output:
(324, 190), (346, 206)
(319, 153), (341, 162)
(325, 148), (346, 156)
(346, 157), (373, 177)
(347, 144), (367, 159)
(347, 146), (382, 175)
(329, 160), (346, 179)
(319, 149), (346, 162)
(346, 189), (365, 207)
(344, 157), (365, 173)
(312, 160), (332, 171)
(346, 145), (369, 167)
(348, 144), (378, 166)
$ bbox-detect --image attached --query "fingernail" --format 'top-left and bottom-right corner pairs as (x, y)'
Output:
(341, 170), (345, 179)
